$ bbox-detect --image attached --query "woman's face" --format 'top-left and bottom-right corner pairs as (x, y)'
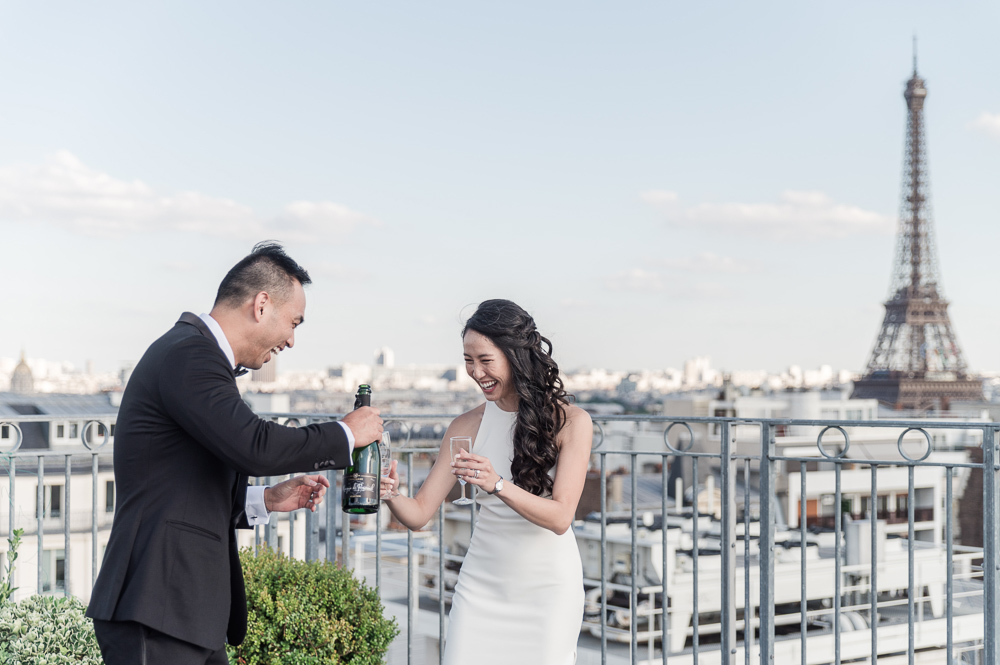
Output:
(463, 329), (518, 411)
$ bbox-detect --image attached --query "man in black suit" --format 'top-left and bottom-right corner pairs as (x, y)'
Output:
(87, 242), (383, 665)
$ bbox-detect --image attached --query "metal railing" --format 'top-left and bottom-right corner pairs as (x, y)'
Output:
(1, 412), (995, 665)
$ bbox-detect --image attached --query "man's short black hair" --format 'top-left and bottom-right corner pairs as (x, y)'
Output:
(214, 241), (312, 308)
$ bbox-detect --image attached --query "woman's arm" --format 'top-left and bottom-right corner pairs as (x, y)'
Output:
(454, 405), (592, 535)
(382, 408), (483, 530)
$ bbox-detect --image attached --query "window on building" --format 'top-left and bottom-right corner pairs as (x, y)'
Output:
(110, 424), (116, 437)
(57, 424), (65, 438)
(41, 549), (66, 593)
(35, 484), (63, 518)
(1, 425), (8, 439)
(106, 480), (115, 513)
(69, 423), (78, 438)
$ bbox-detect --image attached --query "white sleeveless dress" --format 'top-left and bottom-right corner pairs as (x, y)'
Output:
(443, 401), (584, 665)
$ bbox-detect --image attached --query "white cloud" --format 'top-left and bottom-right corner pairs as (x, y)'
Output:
(607, 267), (736, 299)
(161, 260), (197, 272)
(970, 112), (1000, 140)
(641, 189), (893, 240)
(639, 190), (678, 206)
(688, 282), (736, 299)
(607, 268), (665, 292)
(310, 261), (354, 279)
(560, 298), (590, 308)
(655, 252), (752, 274)
(0, 151), (377, 242)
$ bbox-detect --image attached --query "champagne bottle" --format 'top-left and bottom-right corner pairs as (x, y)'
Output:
(341, 384), (382, 514)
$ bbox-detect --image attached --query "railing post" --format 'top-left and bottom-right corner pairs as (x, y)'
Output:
(661, 452), (669, 665)
(304, 418), (320, 562)
(7, 456), (14, 542)
(983, 426), (999, 664)
(6, 456), (14, 544)
(630, 454), (639, 662)
(600, 453), (608, 665)
(758, 422), (775, 665)
(375, 502), (382, 589)
(37, 456), (45, 594)
(341, 470), (351, 569)
(438, 502), (446, 665)
(64, 454), (71, 597)
(407, 453), (415, 665)
(907, 464), (915, 664)
(719, 421), (736, 665)
(305, 504), (318, 561)
(264, 476), (278, 552)
(326, 470), (337, 562)
(91, 454), (99, 584)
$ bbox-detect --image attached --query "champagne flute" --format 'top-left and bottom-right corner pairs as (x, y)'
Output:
(450, 436), (474, 506)
(379, 432), (396, 499)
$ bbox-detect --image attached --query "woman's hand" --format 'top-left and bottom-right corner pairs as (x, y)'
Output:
(451, 450), (501, 494)
(381, 458), (400, 500)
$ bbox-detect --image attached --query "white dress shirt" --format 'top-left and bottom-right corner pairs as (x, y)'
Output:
(198, 313), (355, 525)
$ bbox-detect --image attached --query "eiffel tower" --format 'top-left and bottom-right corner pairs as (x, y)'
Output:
(852, 55), (982, 410)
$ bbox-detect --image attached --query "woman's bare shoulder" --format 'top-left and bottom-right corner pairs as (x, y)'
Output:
(446, 403), (487, 438)
(557, 403), (593, 451)
(561, 403), (592, 428)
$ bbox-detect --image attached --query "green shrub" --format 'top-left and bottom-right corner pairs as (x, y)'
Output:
(0, 595), (102, 665)
(229, 546), (399, 665)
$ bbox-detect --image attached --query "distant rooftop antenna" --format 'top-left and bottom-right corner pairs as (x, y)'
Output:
(913, 35), (918, 74)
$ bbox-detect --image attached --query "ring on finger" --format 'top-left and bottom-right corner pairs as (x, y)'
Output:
(474, 469), (480, 479)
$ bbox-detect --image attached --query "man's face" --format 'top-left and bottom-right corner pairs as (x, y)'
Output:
(247, 279), (306, 370)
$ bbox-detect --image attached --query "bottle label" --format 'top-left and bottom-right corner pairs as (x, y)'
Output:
(344, 473), (379, 505)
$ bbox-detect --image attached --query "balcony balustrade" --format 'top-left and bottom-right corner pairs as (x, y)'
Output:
(1, 411), (996, 664)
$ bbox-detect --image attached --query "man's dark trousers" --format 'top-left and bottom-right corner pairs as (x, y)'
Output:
(93, 619), (230, 665)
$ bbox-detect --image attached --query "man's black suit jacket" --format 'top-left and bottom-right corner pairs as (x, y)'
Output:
(87, 313), (352, 650)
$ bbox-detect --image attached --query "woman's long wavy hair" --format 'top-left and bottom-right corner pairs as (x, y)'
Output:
(463, 299), (570, 497)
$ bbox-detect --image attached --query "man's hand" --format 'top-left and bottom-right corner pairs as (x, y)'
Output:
(341, 406), (384, 447)
(264, 474), (331, 513)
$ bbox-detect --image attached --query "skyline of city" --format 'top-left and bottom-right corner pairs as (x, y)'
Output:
(5, 349), (1000, 401)
(2, 3), (998, 374)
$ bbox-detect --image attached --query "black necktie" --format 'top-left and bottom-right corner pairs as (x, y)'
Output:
(234, 365), (249, 377)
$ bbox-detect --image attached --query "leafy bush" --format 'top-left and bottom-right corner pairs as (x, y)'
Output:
(0, 595), (102, 665)
(229, 546), (399, 665)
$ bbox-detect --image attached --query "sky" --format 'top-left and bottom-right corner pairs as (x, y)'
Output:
(1, 1), (998, 375)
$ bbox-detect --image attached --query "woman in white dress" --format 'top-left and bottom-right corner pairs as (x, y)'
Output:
(382, 299), (593, 665)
